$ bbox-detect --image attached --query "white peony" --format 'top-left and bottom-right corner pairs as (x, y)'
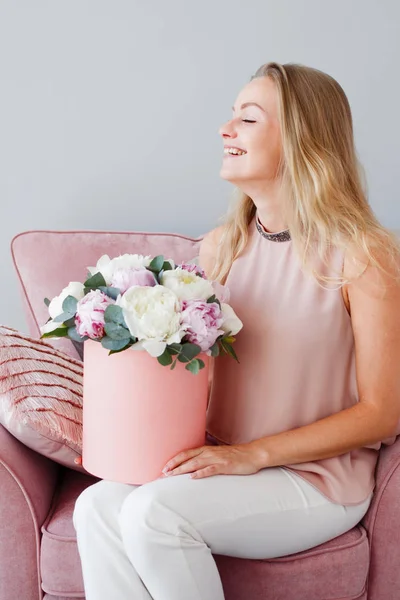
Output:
(40, 282), (85, 336)
(87, 254), (153, 285)
(220, 303), (243, 336)
(160, 267), (214, 301)
(116, 284), (186, 357)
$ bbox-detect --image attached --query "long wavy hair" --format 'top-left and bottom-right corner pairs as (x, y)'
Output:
(209, 62), (400, 289)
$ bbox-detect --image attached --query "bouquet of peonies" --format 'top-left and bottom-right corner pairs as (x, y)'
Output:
(40, 251), (243, 484)
(40, 253), (243, 374)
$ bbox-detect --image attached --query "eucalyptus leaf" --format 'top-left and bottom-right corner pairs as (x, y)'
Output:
(209, 343), (219, 358)
(84, 272), (107, 289)
(104, 322), (131, 340)
(67, 327), (88, 342)
(157, 348), (173, 367)
(185, 359), (200, 375)
(177, 353), (190, 363)
(53, 312), (74, 323)
(64, 316), (77, 328)
(108, 341), (133, 355)
(101, 337), (131, 351)
(162, 261), (173, 271)
(44, 297), (50, 307)
(98, 286), (121, 301)
(104, 305), (126, 326)
(62, 295), (78, 314)
(197, 358), (205, 369)
(167, 343), (183, 355)
(180, 343), (201, 362)
(148, 255), (164, 273)
(170, 359), (177, 370)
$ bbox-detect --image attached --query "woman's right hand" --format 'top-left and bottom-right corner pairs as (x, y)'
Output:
(72, 435), (217, 468)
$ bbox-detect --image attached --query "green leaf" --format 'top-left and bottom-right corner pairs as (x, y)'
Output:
(98, 286), (121, 301)
(170, 359), (177, 371)
(40, 327), (69, 339)
(62, 295), (78, 314)
(64, 316), (77, 328)
(206, 294), (221, 308)
(221, 340), (239, 363)
(104, 305), (126, 326)
(167, 343), (183, 355)
(197, 358), (205, 369)
(104, 322), (131, 340)
(44, 297), (51, 307)
(53, 312), (73, 323)
(209, 342), (219, 358)
(108, 341), (134, 355)
(101, 337), (131, 351)
(67, 327), (88, 342)
(157, 348), (173, 367)
(162, 261), (173, 271)
(84, 272), (107, 289)
(185, 359), (200, 375)
(148, 255), (164, 273)
(178, 343), (201, 363)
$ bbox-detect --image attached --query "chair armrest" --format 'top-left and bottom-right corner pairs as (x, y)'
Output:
(362, 438), (400, 600)
(0, 424), (59, 600)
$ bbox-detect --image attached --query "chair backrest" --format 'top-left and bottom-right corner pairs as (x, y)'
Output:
(11, 228), (203, 360)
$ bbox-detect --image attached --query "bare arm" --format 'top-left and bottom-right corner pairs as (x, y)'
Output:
(250, 244), (400, 469)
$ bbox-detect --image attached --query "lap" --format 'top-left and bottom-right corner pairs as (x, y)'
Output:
(75, 468), (372, 559)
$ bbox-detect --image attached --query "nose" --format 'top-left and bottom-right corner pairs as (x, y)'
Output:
(218, 118), (238, 139)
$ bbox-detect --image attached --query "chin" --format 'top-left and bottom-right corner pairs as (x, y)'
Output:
(219, 170), (247, 186)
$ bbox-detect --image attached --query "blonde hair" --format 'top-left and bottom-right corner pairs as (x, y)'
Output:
(209, 62), (400, 290)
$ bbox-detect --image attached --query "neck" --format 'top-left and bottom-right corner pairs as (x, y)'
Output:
(243, 184), (287, 233)
(255, 206), (288, 233)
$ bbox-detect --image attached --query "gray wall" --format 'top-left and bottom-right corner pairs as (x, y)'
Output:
(1, 0), (399, 332)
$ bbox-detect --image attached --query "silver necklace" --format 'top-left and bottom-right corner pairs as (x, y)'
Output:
(255, 213), (291, 242)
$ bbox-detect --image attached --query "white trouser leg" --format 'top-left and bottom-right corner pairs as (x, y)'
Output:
(72, 480), (152, 600)
(74, 467), (372, 600)
(117, 467), (372, 600)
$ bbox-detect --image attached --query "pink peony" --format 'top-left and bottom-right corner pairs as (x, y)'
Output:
(179, 262), (206, 278)
(180, 299), (224, 352)
(75, 290), (115, 339)
(110, 267), (157, 294)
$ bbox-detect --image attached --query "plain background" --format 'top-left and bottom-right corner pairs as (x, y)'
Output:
(1, 0), (399, 332)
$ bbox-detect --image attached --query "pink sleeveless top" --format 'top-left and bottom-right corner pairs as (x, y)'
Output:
(206, 213), (390, 506)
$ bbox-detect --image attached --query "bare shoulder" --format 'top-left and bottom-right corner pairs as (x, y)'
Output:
(198, 224), (226, 278)
(343, 237), (400, 300)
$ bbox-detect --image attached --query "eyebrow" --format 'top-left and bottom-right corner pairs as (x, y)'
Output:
(231, 102), (266, 113)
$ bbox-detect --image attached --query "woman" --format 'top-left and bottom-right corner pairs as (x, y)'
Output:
(73, 62), (400, 600)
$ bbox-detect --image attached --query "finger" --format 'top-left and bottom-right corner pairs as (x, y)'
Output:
(165, 456), (208, 477)
(190, 465), (219, 479)
(162, 448), (204, 473)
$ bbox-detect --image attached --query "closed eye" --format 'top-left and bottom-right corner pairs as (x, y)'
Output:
(242, 119), (256, 123)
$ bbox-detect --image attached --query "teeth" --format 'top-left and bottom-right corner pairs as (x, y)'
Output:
(224, 148), (246, 156)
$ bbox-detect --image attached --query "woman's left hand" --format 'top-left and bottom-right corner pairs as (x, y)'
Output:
(161, 442), (263, 479)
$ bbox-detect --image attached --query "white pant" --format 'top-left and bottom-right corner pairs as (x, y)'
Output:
(72, 467), (372, 600)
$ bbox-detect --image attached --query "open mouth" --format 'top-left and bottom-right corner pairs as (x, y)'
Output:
(223, 148), (247, 157)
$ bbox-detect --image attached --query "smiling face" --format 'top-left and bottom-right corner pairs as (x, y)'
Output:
(219, 77), (283, 193)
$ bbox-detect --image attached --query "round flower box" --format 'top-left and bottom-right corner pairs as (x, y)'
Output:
(82, 339), (210, 484)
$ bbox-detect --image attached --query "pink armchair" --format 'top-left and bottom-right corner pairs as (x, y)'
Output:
(2, 227), (400, 600)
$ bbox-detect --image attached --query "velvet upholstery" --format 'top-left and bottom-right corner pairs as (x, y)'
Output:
(2, 226), (400, 600)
